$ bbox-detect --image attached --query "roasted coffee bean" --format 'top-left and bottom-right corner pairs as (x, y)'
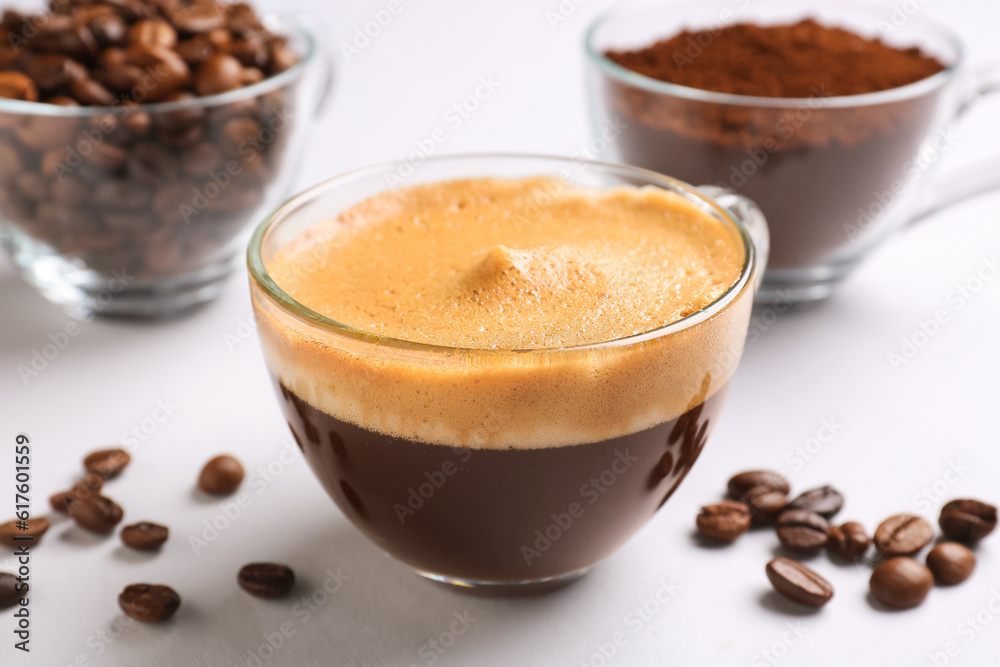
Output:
(122, 107), (152, 136)
(34, 16), (98, 59)
(238, 563), (295, 598)
(89, 14), (129, 47)
(827, 521), (870, 559)
(776, 509), (830, 554)
(119, 583), (180, 622)
(241, 67), (264, 85)
(95, 62), (146, 93)
(742, 486), (787, 525)
(182, 142), (222, 175)
(194, 53), (243, 95)
(0, 572), (21, 609)
(696, 501), (751, 541)
(129, 19), (177, 48)
(228, 3), (261, 33)
(870, 557), (934, 609)
(786, 485), (844, 519)
(176, 36), (214, 65)
(84, 448), (131, 478)
(229, 32), (267, 68)
(0, 517), (50, 546)
(121, 522), (169, 550)
(124, 44), (191, 101)
(68, 495), (124, 533)
(202, 27), (229, 50)
(198, 454), (245, 494)
(939, 499), (997, 543)
(126, 141), (179, 184)
(268, 41), (298, 74)
(26, 53), (87, 90)
(220, 116), (260, 155)
(50, 472), (104, 512)
(874, 514), (934, 557)
(171, 2), (226, 34)
(70, 77), (117, 106)
(0, 71), (39, 101)
(765, 557), (833, 608)
(926, 542), (976, 585)
(726, 470), (790, 498)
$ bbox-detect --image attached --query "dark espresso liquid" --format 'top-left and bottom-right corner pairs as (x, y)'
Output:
(276, 377), (726, 582)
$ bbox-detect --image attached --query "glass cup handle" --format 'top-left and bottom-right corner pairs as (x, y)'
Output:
(908, 61), (1000, 225)
(698, 186), (770, 293)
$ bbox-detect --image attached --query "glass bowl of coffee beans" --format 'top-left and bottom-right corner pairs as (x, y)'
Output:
(0, 0), (328, 317)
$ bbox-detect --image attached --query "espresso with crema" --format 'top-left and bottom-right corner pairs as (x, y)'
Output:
(255, 177), (749, 582)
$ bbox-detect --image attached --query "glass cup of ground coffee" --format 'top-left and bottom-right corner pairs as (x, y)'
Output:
(0, 2), (330, 317)
(586, 0), (1000, 305)
(248, 154), (769, 590)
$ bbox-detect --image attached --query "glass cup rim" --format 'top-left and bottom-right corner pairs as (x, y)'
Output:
(247, 152), (757, 356)
(0, 12), (315, 118)
(584, 0), (964, 109)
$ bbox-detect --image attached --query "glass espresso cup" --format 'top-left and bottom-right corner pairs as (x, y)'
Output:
(248, 155), (768, 590)
(586, 0), (1000, 305)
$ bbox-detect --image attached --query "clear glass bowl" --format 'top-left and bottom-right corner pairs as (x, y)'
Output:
(0, 14), (328, 318)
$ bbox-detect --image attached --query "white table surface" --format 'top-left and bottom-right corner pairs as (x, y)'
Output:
(2, 1), (1000, 665)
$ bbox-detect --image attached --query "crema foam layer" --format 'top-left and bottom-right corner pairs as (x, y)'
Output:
(255, 177), (752, 449)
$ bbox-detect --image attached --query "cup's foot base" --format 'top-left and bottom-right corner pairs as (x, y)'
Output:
(754, 264), (854, 307)
(4, 231), (235, 319)
(411, 566), (590, 596)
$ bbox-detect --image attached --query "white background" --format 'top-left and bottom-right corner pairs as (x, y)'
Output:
(2, 0), (1000, 665)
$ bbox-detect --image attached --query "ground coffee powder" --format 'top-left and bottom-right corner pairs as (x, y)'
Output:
(606, 19), (944, 98)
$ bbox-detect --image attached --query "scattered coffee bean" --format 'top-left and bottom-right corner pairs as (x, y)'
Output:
(50, 477), (104, 513)
(926, 542), (976, 585)
(0, 517), (50, 546)
(68, 495), (124, 534)
(0, 572), (21, 609)
(776, 509), (830, 554)
(119, 583), (181, 622)
(727, 470), (790, 498)
(237, 563), (296, 598)
(939, 499), (997, 543)
(869, 557), (934, 609)
(827, 521), (870, 559)
(198, 455), (245, 495)
(766, 557), (834, 608)
(84, 448), (131, 479)
(786, 485), (844, 519)
(874, 514), (934, 557)
(121, 522), (169, 551)
(743, 486), (787, 525)
(696, 501), (752, 541)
